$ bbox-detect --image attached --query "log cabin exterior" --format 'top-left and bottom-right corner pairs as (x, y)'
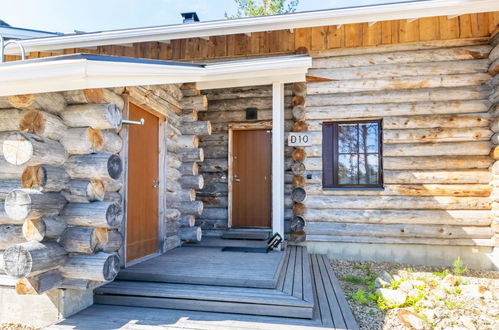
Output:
(0, 0), (498, 326)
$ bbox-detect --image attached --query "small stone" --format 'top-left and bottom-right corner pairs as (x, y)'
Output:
(442, 274), (459, 287)
(398, 270), (410, 279)
(393, 274), (402, 281)
(460, 316), (476, 330)
(407, 288), (421, 298)
(432, 288), (446, 299)
(399, 281), (414, 292)
(375, 277), (390, 288)
(422, 309), (435, 322)
(461, 284), (488, 298)
(397, 309), (427, 330)
(378, 288), (407, 306)
(408, 280), (426, 288)
(380, 270), (394, 284)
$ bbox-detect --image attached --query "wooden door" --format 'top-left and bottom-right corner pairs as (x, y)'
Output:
(231, 129), (272, 227)
(126, 103), (159, 263)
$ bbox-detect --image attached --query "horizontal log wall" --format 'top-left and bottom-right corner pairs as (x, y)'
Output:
(4, 13), (498, 63)
(197, 86), (293, 235)
(302, 41), (496, 247)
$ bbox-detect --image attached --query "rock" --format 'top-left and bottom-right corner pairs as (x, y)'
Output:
(397, 309), (427, 330)
(375, 270), (394, 288)
(380, 270), (394, 283)
(460, 316), (477, 330)
(432, 288), (447, 300)
(378, 288), (407, 306)
(399, 281), (414, 292)
(442, 274), (459, 287)
(422, 309), (435, 323)
(408, 280), (426, 288)
(397, 270), (410, 279)
(407, 288), (422, 298)
(461, 284), (488, 298)
(393, 274), (402, 281)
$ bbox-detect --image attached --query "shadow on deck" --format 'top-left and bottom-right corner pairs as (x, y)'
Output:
(50, 244), (358, 329)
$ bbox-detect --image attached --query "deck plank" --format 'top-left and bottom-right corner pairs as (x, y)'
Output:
(292, 246), (304, 300)
(302, 247), (314, 303)
(282, 246), (296, 295)
(317, 255), (347, 329)
(320, 255), (359, 330)
(276, 247), (291, 291)
(311, 254), (334, 327)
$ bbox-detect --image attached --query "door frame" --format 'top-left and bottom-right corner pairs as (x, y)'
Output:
(228, 121), (272, 229)
(119, 95), (168, 267)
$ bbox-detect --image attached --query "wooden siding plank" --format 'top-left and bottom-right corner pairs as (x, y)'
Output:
(419, 17), (439, 41)
(344, 23), (363, 47)
(439, 16), (459, 39)
(363, 22), (382, 46)
(381, 21), (393, 44)
(399, 19), (420, 43)
(295, 28), (312, 51)
(326, 25), (344, 49)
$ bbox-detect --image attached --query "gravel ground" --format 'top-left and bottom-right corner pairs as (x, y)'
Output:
(0, 324), (38, 330)
(330, 259), (499, 330)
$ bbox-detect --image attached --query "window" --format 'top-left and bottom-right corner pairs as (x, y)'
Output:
(322, 120), (382, 189)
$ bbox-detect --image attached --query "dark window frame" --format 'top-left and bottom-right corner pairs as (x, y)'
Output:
(322, 119), (383, 189)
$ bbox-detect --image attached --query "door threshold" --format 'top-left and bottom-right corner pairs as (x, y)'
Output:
(125, 252), (161, 268)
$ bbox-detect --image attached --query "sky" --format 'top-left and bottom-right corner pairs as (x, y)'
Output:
(0, 0), (409, 34)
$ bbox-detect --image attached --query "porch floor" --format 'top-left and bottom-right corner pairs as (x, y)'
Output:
(117, 245), (285, 288)
(52, 251), (358, 329)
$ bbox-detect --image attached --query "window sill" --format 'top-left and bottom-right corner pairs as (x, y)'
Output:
(321, 186), (385, 191)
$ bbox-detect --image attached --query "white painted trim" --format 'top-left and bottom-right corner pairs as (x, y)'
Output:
(0, 55), (311, 96)
(272, 82), (285, 245)
(4, 0), (498, 55)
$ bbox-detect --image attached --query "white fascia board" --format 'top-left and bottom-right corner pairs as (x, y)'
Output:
(0, 55), (311, 96)
(5, 0), (499, 55)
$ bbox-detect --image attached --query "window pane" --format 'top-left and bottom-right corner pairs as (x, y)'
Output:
(338, 154), (358, 184)
(359, 154), (379, 184)
(359, 122), (379, 153)
(338, 124), (358, 153)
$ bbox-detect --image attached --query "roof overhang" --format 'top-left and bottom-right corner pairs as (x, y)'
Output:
(0, 54), (312, 96)
(4, 0), (499, 55)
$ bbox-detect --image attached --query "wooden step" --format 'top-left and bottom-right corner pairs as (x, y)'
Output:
(95, 281), (313, 319)
(95, 246), (315, 320)
(221, 228), (271, 240)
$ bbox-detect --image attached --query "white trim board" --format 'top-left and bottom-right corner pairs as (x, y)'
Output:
(0, 54), (311, 96)
(3, 0), (498, 55)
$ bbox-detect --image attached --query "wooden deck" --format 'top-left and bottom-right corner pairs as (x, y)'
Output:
(86, 246), (359, 329)
(116, 246), (285, 288)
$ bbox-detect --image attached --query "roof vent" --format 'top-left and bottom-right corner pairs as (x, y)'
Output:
(181, 12), (200, 24)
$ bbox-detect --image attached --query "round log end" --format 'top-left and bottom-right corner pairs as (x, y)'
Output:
(22, 218), (46, 242)
(293, 121), (309, 132)
(291, 187), (307, 203)
(3, 244), (33, 278)
(292, 105), (306, 121)
(291, 148), (307, 162)
(292, 175), (305, 187)
(290, 215), (305, 232)
(3, 132), (34, 165)
(21, 165), (44, 189)
(293, 203), (305, 216)
(105, 103), (123, 127)
(206, 121), (212, 136)
(291, 162), (306, 176)
(88, 128), (104, 151)
(107, 154), (123, 180)
(292, 95), (305, 107)
(8, 94), (35, 108)
(83, 89), (104, 103)
(5, 189), (34, 221)
(106, 203), (123, 228)
(102, 253), (120, 281)
(19, 109), (45, 135)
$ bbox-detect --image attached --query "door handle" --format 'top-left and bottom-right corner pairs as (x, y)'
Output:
(233, 176), (241, 182)
(152, 179), (160, 188)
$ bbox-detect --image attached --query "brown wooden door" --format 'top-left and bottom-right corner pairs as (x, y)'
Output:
(231, 129), (272, 227)
(126, 103), (159, 263)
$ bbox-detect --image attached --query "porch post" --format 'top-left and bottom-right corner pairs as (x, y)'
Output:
(272, 82), (285, 244)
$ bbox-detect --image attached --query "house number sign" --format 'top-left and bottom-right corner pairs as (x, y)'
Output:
(288, 132), (312, 147)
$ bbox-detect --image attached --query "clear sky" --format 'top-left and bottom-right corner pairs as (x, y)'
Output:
(0, 0), (408, 33)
